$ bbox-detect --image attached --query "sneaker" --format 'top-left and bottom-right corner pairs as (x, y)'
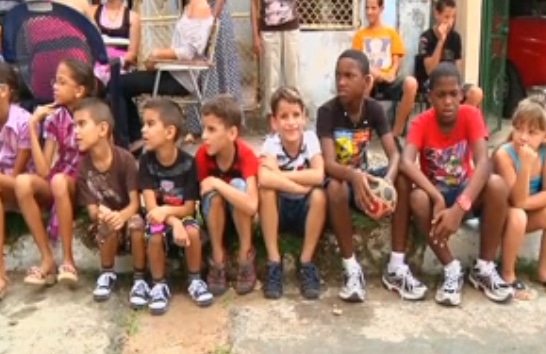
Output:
(188, 279), (214, 307)
(264, 261), (283, 299)
(148, 283), (171, 316)
(339, 264), (366, 302)
(207, 261), (228, 296)
(382, 264), (428, 301)
(468, 262), (514, 303)
(129, 279), (150, 309)
(435, 267), (464, 306)
(299, 263), (321, 300)
(93, 272), (116, 302)
(236, 250), (257, 295)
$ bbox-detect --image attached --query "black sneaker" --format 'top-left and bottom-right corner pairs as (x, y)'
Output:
(148, 283), (171, 316)
(264, 261), (283, 299)
(93, 272), (116, 302)
(299, 263), (321, 300)
(129, 279), (150, 309)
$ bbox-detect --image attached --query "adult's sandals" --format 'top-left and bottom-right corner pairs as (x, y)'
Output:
(24, 266), (57, 286)
(57, 264), (79, 286)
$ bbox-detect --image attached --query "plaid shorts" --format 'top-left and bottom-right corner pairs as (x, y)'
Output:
(145, 216), (200, 257)
(83, 214), (145, 254)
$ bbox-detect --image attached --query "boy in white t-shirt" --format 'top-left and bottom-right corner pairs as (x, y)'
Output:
(258, 87), (326, 300)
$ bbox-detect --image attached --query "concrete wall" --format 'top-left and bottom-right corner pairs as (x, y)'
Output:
(454, 0), (483, 85)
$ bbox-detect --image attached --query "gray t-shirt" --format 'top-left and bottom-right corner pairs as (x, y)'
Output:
(260, 130), (322, 199)
(170, 13), (213, 92)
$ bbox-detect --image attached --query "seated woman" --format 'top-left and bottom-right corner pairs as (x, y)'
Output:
(116, 0), (213, 153)
(89, 0), (140, 71)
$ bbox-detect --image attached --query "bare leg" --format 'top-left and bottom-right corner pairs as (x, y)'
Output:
(392, 77), (418, 137)
(391, 174), (412, 253)
(259, 188), (280, 262)
(50, 173), (77, 267)
(147, 234), (165, 281)
(464, 86), (484, 107)
(301, 188), (326, 263)
(232, 206), (254, 263)
(206, 194), (227, 265)
(326, 180), (354, 258)
(182, 226), (202, 273)
(500, 208), (527, 283)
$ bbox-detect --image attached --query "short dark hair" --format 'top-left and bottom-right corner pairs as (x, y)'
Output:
(270, 86), (306, 115)
(435, 0), (456, 12)
(73, 97), (115, 132)
(201, 94), (242, 129)
(142, 98), (185, 141)
(337, 49), (370, 75)
(367, 0), (384, 6)
(429, 62), (461, 90)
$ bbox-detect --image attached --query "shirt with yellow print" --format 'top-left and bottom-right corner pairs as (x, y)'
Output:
(352, 26), (405, 76)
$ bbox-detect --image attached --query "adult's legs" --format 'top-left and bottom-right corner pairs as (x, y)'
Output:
(261, 31), (282, 119)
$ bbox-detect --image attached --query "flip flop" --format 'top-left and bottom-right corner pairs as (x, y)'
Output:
(511, 279), (534, 301)
(57, 264), (79, 286)
(24, 266), (57, 286)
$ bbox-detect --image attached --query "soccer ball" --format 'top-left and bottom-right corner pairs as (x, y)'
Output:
(366, 177), (397, 220)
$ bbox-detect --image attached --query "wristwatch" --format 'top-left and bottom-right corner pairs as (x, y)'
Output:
(456, 194), (472, 212)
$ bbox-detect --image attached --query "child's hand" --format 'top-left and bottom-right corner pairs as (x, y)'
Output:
(430, 206), (465, 241)
(104, 211), (125, 231)
(172, 220), (190, 247)
(98, 205), (112, 221)
(200, 176), (218, 196)
(32, 103), (56, 124)
(517, 144), (537, 168)
(147, 206), (167, 224)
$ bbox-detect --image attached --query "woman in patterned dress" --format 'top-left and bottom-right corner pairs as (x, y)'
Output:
(184, 0), (244, 143)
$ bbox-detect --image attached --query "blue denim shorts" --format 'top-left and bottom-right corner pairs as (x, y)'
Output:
(278, 195), (309, 236)
(201, 177), (247, 219)
(437, 182), (481, 219)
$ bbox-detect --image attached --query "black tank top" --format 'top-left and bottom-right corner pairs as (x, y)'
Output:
(94, 4), (131, 39)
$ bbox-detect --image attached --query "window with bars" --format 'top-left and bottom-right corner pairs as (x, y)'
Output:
(298, 0), (360, 30)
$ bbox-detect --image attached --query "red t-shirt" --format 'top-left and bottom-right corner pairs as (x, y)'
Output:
(407, 105), (488, 189)
(195, 139), (259, 183)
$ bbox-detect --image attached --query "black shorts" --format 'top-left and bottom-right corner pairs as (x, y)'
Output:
(372, 76), (405, 101)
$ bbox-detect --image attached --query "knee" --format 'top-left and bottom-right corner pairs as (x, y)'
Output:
(404, 76), (418, 94)
(186, 226), (201, 242)
(208, 193), (226, 212)
(309, 187), (327, 206)
(14, 174), (34, 199)
(128, 214), (145, 232)
(484, 174), (509, 201)
(326, 180), (349, 204)
(506, 208), (528, 233)
(148, 233), (164, 248)
(50, 173), (71, 199)
(466, 86), (483, 106)
(409, 189), (431, 215)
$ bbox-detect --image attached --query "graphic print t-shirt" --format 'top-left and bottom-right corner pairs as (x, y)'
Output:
(260, 0), (299, 31)
(407, 105), (488, 191)
(352, 26), (405, 74)
(316, 97), (390, 171)
(260, 130), (322, 198)
(77, 146), (138, 211)
(416, 28), (462, 85)
(195, 139), (259, 183)
(139, 148), (199, 207)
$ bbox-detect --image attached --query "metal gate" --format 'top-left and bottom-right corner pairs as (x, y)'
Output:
(480, 0), (510, 132)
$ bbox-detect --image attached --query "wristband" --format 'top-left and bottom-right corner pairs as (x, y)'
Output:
(456, 194), (472, 212)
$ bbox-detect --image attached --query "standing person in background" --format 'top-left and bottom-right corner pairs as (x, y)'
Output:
(184, 0), (244, 144)
(251, 0), (299, 127)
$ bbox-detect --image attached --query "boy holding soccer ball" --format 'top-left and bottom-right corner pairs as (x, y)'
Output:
(316, 49), (400, 303)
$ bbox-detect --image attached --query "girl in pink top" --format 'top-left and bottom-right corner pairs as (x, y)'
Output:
(15, 59), (96, 287)
(0, 63), (34, 298)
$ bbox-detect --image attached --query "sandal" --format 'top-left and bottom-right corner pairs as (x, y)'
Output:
(511, 279), (535, 301)
(57, 264), (79, 286)
(24, 266), (57, 286)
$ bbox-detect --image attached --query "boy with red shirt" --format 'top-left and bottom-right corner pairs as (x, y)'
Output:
(385, 62), (513, 306)
(195, 94), (259, 297)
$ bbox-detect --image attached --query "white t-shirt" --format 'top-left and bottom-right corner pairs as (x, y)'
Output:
(260, 130), (322, 199)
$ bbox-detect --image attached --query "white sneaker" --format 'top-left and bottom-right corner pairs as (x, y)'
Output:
(382, 264), (428, 301)
(339, 264), (366, 302)
(129, 279), (150, 309)
(435, 267), (464, 307)
(468, 261), (514, 303)
(148, 283), (171, 316)
(188, 279), (214, 307)
(93, 272), (116, 302)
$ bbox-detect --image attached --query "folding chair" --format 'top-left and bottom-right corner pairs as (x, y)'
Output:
(1, 0), (120, 107)
(151, 19), (221, 123)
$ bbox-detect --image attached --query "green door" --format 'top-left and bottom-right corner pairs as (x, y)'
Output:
(480, 0), (510, 132)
